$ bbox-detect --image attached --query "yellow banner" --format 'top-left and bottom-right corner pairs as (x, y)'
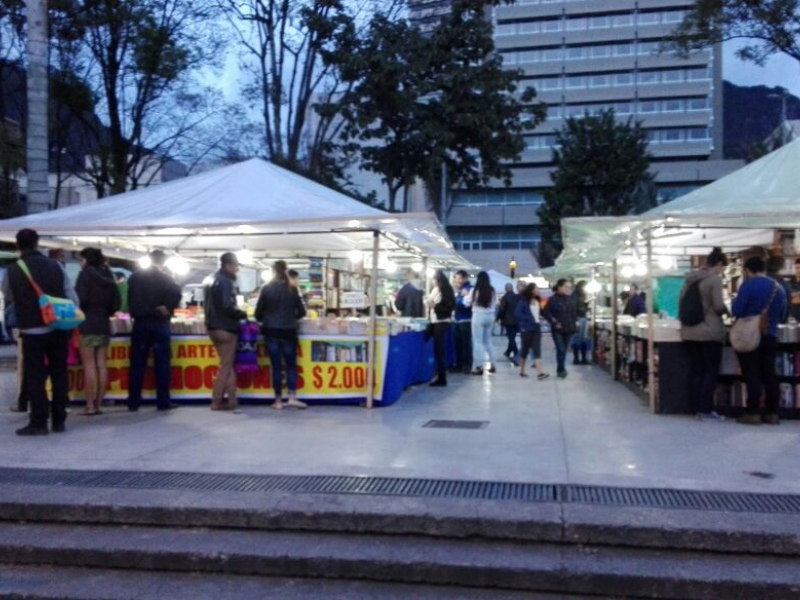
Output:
(68, 334), (388, 402)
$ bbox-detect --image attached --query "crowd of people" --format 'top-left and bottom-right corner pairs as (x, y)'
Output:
(3, 229), (309, 436)
(423, 269), (591, 387)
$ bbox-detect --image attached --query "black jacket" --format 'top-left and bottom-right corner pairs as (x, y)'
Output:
(497, 291), (520, 326)
(543, 294), (577, 335)
(575, 291), (590, 319)
(6, 251), (66, 330)
(127, 267), (182, 323)
(205, 270), (246, 333)
(395, 282), (424, 318)
(255, 280), (306, 331)
(76, 265), (121, 336)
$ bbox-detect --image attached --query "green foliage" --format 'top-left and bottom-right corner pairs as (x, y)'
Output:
(323, 0), (545, 212)
(538, 110), (656, 246)
(670, 0), (800, 64)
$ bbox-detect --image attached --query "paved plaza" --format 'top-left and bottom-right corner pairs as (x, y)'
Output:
(1, 339), (799, 495)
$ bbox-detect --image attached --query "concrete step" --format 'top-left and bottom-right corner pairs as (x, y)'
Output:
(0, 565), (583, 600)
(2, 484), (800, 557)
(0, 521), (798, 599)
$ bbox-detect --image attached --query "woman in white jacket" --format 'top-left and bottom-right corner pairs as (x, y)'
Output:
(467, 271), (498, 375)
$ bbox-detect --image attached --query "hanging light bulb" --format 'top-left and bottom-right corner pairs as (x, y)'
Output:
(138, 255), (152, 269)
(658, 256), (676, 271)
(633, 263), (648, 277)
(620, 265), (634, 279)
(411, 262), (424, 273)
(348, 249), (364, 264)
(384, 260), (398, 274)
(586, 279), (602, 295)
(260, 270), (271, 283)
(236, 248), (254, 265)
(426, 267), (436, 278)
(165, 255), (190, 276)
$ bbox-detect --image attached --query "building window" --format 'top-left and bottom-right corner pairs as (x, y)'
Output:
(500, 52), (517, 65)
(542, 19), (563, 32)
(638, 71), (660, 85)
(519, 50), (539, 63)
(639, 101), (659, 114)
(662, 129), (684, 143)
(688, 98), (709, 111)
(590, 15), (610, 29)
(590, 75), (609, 88)
(496, 23), (516, 36)
(663, 99), (683, 112)
(567, 76), (586, 89)
(519, 22), (540, 34)
(613, 14), (634, 27)
(687, 67), (711, 81)
(615, 72), (634, 86)
(637, 12), (661, 25)
(663, 70), (684, 83)
(614, 43), (634, 56)
(662, 10), (685, 24)
(542, 48), (563, 61)
(591, 45), (610, 58)
(688, 127), (710, 140)
(449, 227), (542, 252)
(452, 191), (545, 207)
(567, 17), (587, 31)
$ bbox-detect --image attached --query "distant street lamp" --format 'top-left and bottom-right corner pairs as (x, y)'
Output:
(509, 256), (517, 279)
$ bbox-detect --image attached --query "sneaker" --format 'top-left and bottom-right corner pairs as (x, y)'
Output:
(736, 414), (762, 426)
(488, 365), (497, 374)
(696, 411), (725, 422)
(557, 371), (567, 379)
(286, 398), (308, 410)
(520, 372), (529, 378)
(763, 414), (780, 425)
(16, 425), (48, 436)
(470, 368), (483, 376)
(538, 373), (550, 381)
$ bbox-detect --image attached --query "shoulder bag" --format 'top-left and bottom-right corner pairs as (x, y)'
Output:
(730, 281), (779, 353)
(16, 260), (85, 330)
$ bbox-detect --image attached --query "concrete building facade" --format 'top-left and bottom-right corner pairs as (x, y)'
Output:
(411, 0), (742, 273)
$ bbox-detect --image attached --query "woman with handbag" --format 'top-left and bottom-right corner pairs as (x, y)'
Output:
(731, 256), (788, 425)
(426, 271), (455, 387)
(75, 248), (121, 416)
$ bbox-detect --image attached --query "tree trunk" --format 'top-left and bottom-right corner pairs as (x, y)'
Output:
(25, 0), (49, 213)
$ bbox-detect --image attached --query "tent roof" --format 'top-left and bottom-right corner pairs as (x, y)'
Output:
(644, 138), (800, 228)
(0, 159), (472, 268)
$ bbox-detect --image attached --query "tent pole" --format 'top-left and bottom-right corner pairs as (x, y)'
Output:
(423, 257), (430, 296)
(611, 260), (619, 381)
(646, 231), (656, 412)
(366, 231), (380, 409)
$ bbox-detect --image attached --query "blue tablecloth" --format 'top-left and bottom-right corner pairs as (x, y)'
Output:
(380, 328), (456, 405)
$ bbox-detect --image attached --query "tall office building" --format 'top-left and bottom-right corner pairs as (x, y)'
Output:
(407, 0), (452, 33)
(446, 0), (741, 272)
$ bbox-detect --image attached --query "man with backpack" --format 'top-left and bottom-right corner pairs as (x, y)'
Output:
(3, 229), (79, 435)
(679, 247), (729, 421)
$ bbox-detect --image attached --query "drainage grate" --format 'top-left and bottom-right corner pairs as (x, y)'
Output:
(423, 420), (488, 430)
(1, 467), (800, 514)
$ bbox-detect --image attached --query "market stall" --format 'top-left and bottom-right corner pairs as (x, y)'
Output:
(550, 139), (800, 417)
(0, 159), (470, 407)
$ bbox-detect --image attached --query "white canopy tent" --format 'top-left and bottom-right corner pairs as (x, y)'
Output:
(0, 159), (473, 408)
(0, 158), (469, 270)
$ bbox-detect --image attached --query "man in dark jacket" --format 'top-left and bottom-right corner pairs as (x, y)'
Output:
(623, 284), (647, 317)
(3, 229), (78, 435)
(205, 252), (247, 411)
(497, 282), (523, 364)
(394, 270), (424, 318)
(127, 249), (182, 412)
(543, 279), (578, 379)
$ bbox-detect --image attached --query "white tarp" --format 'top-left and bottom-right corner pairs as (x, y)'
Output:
(0, 158), (472, 269)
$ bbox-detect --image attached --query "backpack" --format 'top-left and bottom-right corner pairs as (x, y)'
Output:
(679, 280), (705, 327)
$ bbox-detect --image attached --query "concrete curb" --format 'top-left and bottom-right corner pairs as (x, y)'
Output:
(1, 484), (800, 556)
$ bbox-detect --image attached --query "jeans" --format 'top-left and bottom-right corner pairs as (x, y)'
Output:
(553, 331), (573, 374)
(129, 319), (173, 410)
(21, 331), (70, 428)
(573, 317), (589, 349)
(737, 335), (779, 416)
(471, 311), (496, 369)
(209, 329), (238, 406)
(454, 321), (472, 371)
(504, 324), (519, 357)
(266, 337), (298, 396)
(685, 341), (723, 414)
(432, 322), (449, 382)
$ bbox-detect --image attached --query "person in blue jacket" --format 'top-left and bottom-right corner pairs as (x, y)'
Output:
(453, 270), (473, 374)
(732, 256), (788, 426)
(515, 283), (549, 380)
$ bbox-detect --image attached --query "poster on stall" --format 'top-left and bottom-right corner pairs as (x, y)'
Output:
(68, 334), (389, 403)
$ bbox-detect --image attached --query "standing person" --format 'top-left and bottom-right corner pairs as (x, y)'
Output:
(679, 247), (729, 421)
(623, 284), (647, 317)
(256, 260), (307, 409)
(114, 272), (129, 314)
(205, 252), (247, 411)
(543, 279), (577, 379)
(426, 270), (455, 387)
(515, 283), (549, 380)
(453, 270), (473, 374)
(733, 257), (788, 425)
(75, 248), (121, 416)
(572, 281), (591, 365)
(127, 250), (182, 412)
(3, 229), (78, 435)
(467, 271), (498, 375)
(395, 270), (424, 318)
(497, 282), (522, 364)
